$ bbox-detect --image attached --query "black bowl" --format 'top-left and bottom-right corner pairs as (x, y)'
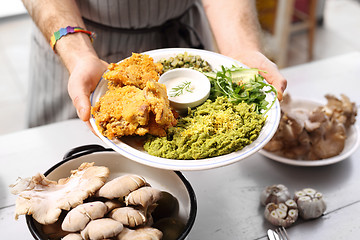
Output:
(26, 145), (197, 240)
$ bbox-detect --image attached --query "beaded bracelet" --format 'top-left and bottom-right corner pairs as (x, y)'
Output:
(50, 26), (96, 51)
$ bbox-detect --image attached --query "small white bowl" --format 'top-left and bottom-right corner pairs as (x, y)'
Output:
(159, 68), (211, 112)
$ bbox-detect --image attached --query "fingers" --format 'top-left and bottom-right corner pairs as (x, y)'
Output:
(259, 62), (287, 101)
(240, 51), (287, 101)
(68, 58), (108, 122)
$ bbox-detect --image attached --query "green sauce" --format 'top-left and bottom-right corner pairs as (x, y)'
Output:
(144, 97), (265, 160)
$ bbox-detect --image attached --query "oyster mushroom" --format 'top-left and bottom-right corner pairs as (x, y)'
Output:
(264, 199), (298, 227)
(97, 174), (147, 199)
(116, 227), (163, 240)
(62, 201), (108, 232)
(9, 162), (109, 225)
(263, 93), (356, 160)
(260, 184), (291, 206)
(62, 233), (83, 240)
(294, 188), (326, 220)
(322, 94), (357, 128)
(152, 217), (186, 240)
(109, 206), (147, 227)
(104, 199), (125, 212)
(125, 186), (162, 209)
(307, 116), (346, 160)
(80, 218), (123, 240)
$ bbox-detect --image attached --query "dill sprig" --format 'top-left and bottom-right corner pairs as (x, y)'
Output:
(169, 81), (193, 97)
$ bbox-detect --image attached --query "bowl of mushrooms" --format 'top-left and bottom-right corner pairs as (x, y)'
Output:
(10, 145), (196, 240)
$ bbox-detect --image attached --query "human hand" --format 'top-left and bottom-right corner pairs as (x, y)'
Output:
(231, 50), (287, 101)
(67, 54), (108, 130)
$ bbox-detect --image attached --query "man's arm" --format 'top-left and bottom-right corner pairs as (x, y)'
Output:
(202, 0), (287, 100)
(22, 0), (108, 124)
(202, 0), (262, 57)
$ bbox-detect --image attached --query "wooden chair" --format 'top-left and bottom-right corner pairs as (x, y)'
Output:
(258, 0), (318, 68)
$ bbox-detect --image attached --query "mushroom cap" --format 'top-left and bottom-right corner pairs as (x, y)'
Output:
(97, 174), (147, 199)
(11, 162), (110, 225)
(125, 187), (161, 208)
(116, 227), (163, 240)
(81, 218), (123, 240)
(323, 94), (357, 128)
(109, 206), (147, 227)
(308, 117), (346, 159)
(62, 233), (83, 240)
(62, 201), (108, 232)
(104, 199), (125, 212)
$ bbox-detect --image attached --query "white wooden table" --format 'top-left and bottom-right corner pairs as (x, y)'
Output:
(1, 52), (360, 239)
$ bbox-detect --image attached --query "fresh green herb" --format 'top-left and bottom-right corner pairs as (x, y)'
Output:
(204, 65), (277, 115)
(169, 81), (193, 97)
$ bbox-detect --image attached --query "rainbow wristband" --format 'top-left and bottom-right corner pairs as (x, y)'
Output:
(50, 26), (96, 51)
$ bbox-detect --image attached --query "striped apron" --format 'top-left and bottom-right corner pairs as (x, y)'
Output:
(26, 0), (215, 127)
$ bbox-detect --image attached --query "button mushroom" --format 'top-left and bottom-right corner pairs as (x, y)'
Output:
(9, 162), (109, 225)
(264, 199), (298, 227)
(109, 207), (147, 227)
(294, 188), (326, 220)
(260, 184), (291, 206)
(97, 174), (147, 199)
(116, 227), (163, 240)
(80, 218), (123, 240)
(62, 201), (108, 232)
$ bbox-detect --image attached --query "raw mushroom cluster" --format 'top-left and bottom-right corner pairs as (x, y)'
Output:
(263, 94), (357, 160)
(10, 162), (183, 240)
(261, 184), (326, 227)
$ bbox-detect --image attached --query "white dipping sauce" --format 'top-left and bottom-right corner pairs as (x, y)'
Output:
(159, 68), (211, 110)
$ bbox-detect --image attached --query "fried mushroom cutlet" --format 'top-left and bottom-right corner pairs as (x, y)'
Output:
(92, 86), (150, 139)
(92, 53), (177, 140)
(144, 79), (177, 127)
(103, 53), (163, 89)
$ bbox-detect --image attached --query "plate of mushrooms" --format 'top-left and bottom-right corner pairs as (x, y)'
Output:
(259, 94), (360, 166)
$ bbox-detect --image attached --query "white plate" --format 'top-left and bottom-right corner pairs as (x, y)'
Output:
(90, 48), (280, 171)
(259, 99), (360, 166)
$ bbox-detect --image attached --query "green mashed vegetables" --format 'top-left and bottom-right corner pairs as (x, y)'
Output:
(144, 97), (265, 160)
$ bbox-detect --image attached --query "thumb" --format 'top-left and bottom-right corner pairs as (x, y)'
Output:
(68, 71), (93, 122)
(72, 94), (91, 121)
